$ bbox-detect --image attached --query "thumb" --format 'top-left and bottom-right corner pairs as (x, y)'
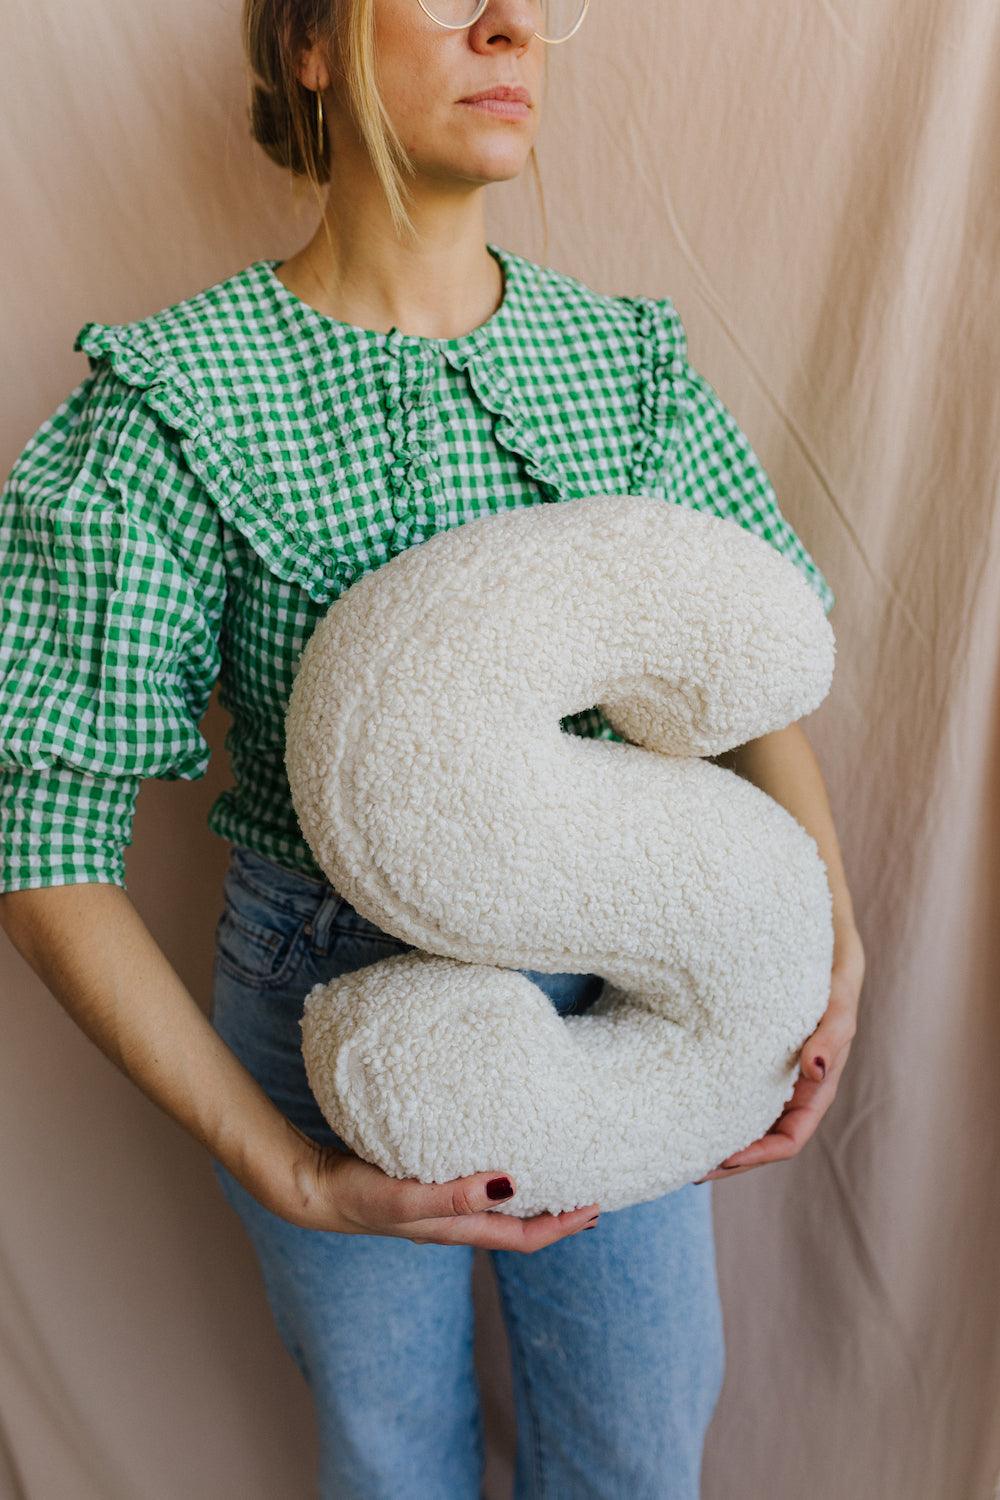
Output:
(479, 1173), (516, 1205)
(398, 1170), (518, 1223)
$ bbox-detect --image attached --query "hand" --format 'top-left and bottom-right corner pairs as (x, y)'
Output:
(694, 921), (866, 1183)
(275, 1124), (601, 1251)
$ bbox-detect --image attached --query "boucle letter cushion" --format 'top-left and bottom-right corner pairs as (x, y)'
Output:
(285, 493), (836, 1216)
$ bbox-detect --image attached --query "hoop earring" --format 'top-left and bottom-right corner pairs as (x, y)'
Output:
(315, 87), (325, 159)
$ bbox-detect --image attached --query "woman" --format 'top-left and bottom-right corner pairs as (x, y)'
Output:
(0, 0), (865, 1494)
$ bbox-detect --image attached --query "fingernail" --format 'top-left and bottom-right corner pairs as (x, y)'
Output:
(486, 1177), (514, 1200)
(814, 1056), (827, 1079)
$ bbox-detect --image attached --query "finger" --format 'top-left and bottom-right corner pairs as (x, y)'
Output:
(721, 1135), (800, 1171)
(710, 1085), (817, 1168)
(802, 997), (858, 1081)
(340, 1164), (516, 1229)
(694, 1165), (750, 1182)
(345, 1160), (599, 1235)
(693, 1027), (854, 1183)
(401, 1203), (601, 1251)
(709, 1080), (833, 1173)
(695, 1136), (797, 1180)
(719, 1090), (831, 1168)
(396, 1169), (527, 1224)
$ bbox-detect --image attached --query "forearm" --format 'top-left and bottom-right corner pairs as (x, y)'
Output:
(0, 881), (303, 1213)
(711, 722), (858, 958)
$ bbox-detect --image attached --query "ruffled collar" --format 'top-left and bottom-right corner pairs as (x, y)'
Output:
(73, 245), (691, 605)
(236, 241), (602, 585)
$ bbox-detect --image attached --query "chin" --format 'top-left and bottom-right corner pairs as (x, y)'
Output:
(453, 147), (534, 182)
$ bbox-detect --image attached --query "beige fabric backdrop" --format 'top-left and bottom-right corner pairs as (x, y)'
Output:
(3, 0), (999, 1496)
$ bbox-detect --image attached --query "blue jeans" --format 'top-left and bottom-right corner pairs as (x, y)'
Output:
(209, 842), (725, 1499)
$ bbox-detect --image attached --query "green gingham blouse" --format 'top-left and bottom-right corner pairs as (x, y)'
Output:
(0, 242), (834, 892)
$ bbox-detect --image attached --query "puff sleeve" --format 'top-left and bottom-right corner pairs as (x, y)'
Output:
(0, 361), (227, 892)
(633, 295), (836, 617)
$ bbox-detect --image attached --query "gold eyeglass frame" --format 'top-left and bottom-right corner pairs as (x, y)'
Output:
(415, 0), (590, 44)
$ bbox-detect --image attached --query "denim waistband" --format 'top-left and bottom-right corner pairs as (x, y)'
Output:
(226, 842), (346, 927)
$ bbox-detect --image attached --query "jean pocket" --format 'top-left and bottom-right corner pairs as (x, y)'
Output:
(215, 877), (310, 991)
(326, 901), (416, 953)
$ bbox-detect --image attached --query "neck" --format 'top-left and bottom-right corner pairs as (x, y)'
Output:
(275, 195), (503, 340)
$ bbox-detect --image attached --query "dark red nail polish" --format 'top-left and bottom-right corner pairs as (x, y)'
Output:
(486, 1177), (514, 1200)
(814, 1056), (827, 1079)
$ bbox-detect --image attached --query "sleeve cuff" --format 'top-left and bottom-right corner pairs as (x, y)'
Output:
(0, 765), (142, 892)
(560, 707), (627, 743)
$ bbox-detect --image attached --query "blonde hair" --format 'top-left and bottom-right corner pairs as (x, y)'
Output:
(242, 0), (548, 250)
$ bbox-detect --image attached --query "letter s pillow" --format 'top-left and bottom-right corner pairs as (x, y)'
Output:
(285, 494), (836, 1216)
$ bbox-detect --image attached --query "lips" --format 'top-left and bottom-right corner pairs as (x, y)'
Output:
(459, 84), (532, 106)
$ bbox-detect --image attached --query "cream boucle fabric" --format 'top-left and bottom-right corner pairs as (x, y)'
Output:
(285, 494), (836, 1216)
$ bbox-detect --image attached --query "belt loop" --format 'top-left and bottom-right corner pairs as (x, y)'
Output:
(307, 887), (345, 956)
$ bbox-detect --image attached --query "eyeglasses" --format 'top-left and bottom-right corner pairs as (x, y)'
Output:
(416, 0), (590, 45)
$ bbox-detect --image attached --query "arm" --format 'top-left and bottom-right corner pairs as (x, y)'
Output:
(698, 722), (866, 1179)
(0, 367), (596, 1251)
(0, 881), (309, 1218)
(0, 884), (603, 1245)
(0, 366), (308, 1211)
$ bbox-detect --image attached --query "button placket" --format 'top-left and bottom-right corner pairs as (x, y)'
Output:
(383, 332), (447, 555)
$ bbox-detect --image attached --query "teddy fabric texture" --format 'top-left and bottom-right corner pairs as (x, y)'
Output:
(287, 493), (836, 1217)
(0, 243), (833, 894)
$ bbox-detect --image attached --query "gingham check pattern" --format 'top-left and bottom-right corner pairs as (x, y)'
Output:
(0, 243), (834, 891)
